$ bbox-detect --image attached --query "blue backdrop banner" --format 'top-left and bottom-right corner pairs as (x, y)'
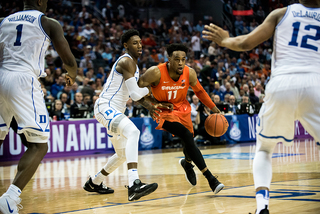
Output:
(222, 114), (312, 143)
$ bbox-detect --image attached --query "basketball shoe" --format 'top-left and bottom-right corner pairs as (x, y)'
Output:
(208, 176), (224, 194)
(179, 158), (197, 186)
(83, 177), (114, 194)
(0, 194), (23, 214)
(250, 206), (270, 214)
(127, 179), (158, 201)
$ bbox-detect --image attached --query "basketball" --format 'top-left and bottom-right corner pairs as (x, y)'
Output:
(205, 114), (229, 137)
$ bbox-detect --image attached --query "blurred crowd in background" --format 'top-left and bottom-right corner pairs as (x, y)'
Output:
(0, 0), (298, 146)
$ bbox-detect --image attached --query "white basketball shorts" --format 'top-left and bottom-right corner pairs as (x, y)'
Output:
(0, 72), (49, 143)
(94, 98), (129, 135)
(256, 73), (320, 145)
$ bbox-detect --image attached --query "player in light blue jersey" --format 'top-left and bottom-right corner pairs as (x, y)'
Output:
(0, 0), (77, 213)
(203, 0), (320, 213)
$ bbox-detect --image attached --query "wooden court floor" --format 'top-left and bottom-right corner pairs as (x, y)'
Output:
(0, 138), (319, 214)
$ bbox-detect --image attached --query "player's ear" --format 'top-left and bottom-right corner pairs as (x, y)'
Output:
(37, 0), (42, 6)
(123, 42), (128, 49)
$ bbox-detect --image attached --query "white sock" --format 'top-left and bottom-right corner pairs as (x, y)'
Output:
(128, 168), (139, 187)
(256, 190), (269, 213)
(91, 172), (106, 185)
(5, 184), (21, 201)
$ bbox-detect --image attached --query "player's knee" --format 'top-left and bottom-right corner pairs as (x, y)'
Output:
(116, 148), (126, 161)
(182, 131), (194, 144)
(130, 127), (140, 138)
(122, 124), (140, 139)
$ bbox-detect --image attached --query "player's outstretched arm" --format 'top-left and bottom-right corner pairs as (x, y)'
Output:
(42, 17), (77, 86)
(202, 7), (287, 51)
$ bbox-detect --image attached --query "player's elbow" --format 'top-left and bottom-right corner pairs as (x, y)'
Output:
(238, 40), (255, 51)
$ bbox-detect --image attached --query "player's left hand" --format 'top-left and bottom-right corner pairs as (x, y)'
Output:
(65, 73), (76, 86)
(202, 24), (229, 47)
(211, 106), (221, 114)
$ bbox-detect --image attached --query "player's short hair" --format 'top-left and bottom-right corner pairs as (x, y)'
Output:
(167, 43), (188, 57)
(23, 0), (36, 5)
(121, 29), (140, 45)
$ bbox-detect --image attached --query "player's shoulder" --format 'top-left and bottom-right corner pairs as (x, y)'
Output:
(117, 55), (136, 67)
(116, 55), (137, 74)
(148, 65), (160, 73)
(268, 7), (288, 24)
(41, 15), (60, 27)
(145, 65), (161, 77)
(187, 66), (196, 75)
(40, 15), (62, 32)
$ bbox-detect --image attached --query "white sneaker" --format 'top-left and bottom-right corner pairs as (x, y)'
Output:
(0, 194), (23, 214)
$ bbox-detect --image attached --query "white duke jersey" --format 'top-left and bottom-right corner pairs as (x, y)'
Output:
(99, 53), (140, 112)
(272, 4), (320, 77)
(0, 10), (50, 78)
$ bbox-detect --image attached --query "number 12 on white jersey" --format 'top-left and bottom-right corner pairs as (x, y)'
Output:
(288, 22), (320, 51)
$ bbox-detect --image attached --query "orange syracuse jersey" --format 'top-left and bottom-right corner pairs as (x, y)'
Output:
(151, 62), (194, 134)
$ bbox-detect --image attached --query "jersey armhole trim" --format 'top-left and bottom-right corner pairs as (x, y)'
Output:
(276, 6), (291, 29)
(186, 66), (190, 84)
(114, 55), (132, 76)
(38, 14), (50, 40)
(0, 17), (7, 28)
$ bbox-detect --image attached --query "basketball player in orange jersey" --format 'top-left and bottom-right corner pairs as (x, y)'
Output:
(138, 43), (225, 194)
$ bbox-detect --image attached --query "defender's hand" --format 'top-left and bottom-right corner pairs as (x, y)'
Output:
(202, 24), (230, 47)
(149, 105), (162, 122)
(65, 73), (76, 86)
(155, 102), (174, 111)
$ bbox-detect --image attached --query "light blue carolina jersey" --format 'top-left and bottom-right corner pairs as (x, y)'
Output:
(0, 10), (50, 78)
(272, 4), (320, 77)
(98, 53), (140, 112)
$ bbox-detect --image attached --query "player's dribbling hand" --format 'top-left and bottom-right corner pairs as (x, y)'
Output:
(65, 73), (76, 86)
(202, 24), (229, 47)
(211, 106), (221, 114)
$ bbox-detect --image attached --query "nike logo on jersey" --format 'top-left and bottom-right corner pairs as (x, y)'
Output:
(164, 81), (170, 83)
(6, 199), (14, 213)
